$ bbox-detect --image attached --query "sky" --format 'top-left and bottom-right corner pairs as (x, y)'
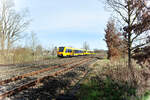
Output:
(14, 0), (111, 50)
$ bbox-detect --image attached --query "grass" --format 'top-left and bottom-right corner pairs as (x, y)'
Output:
(44, 56), (57, 59)
(139, 91), (150, 100)
(77, 59), (150, 100)
(77, 77), (137, 100)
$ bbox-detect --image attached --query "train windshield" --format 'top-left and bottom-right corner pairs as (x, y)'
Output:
(59, 47), (64, 52)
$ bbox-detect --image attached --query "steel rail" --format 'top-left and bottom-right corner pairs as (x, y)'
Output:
(0, 58), (85, 85)
(0, 57), (75, 73)
(0, 58), (91, 99)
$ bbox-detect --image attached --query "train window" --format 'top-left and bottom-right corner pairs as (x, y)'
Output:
(70, 49), (72, 52)
(80, 50), (83, 53)
(76, 50), (78, 53)
(65, 49), (68, 53)
(75, 50), (83, 53)
(74, 50), (76, 53)
(74, 50), (78, 53)
(59, 47), (64, 52)
(68, 49), (72, 53)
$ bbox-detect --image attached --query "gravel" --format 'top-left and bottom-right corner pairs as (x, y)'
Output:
(0, 56), (98, 100)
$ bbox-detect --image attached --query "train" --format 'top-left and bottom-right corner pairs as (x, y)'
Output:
(57, 47), (95, 57)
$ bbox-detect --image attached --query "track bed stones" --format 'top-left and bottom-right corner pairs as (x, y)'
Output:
(0, 57), (84, 80)
(12, 58), (96, 100)
(0, 56), (98, 100)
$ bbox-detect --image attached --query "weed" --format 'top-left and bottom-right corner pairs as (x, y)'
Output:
(78, 76), (137, 100)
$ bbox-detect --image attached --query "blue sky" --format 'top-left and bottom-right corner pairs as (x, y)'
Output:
(15, 0), (110, 50)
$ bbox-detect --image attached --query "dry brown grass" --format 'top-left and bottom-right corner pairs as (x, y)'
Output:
(0, 48), (47, 65)
(92, 59), (150, 96)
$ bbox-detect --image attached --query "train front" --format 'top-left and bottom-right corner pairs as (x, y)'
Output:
(57, 47), (64, 57)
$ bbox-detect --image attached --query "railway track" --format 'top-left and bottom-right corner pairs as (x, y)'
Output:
(0, 57), (84, 80)
(0, 57), (86, 85)
(0, 57), (94, 99)
(0, 57), (76, 72)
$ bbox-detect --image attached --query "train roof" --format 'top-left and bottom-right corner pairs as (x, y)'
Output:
(58, 47), (93, 51)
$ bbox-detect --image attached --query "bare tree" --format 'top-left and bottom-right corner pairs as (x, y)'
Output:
(51, 46), (57, 57)
(30, 32), (38, 61)
(83, 41), (89, 50)
(36, 45), (43, 55)
(49, 44), (57, 57)
(35, 44), (43, 60)
(30, 32), (37, 52)
(105, 0), (150, 69)
(0, 0), (30, 51)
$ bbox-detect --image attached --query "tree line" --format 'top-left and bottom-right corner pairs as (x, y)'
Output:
(0, 0), (57, 64)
